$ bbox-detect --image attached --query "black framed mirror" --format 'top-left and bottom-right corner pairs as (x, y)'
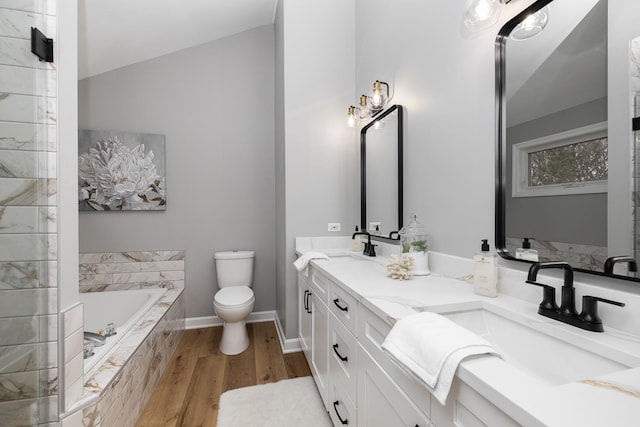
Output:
(496, 0), (640, 281)
(360, 104), (403, 240)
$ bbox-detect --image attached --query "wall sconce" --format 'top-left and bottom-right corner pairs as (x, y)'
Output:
(347, 80), (391, 127)
(510, 6), (549, 40)
(463, 0), (511, 31)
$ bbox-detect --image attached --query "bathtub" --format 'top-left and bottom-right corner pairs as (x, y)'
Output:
(80, 288), (167, 375)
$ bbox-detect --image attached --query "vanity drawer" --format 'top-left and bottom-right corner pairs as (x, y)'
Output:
(310, 267), (331, 306)
(329, 283), (358, 336)
(329, 312), (357, 403)
(357, 304), (431, 418)
(329, 379), (357, 427)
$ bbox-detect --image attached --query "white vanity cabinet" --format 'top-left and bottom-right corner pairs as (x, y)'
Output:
(298, 273), (312, 359)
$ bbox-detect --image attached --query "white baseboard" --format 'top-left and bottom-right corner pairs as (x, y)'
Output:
(185, 310), (302, 354)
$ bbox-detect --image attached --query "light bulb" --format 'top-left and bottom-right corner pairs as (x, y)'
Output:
(358, 94), (371, 118)
(463, 0), (504, 31)
(347, 106), (357, 127)
(371, 81), (386, 109)
(511, 7), (549, 40)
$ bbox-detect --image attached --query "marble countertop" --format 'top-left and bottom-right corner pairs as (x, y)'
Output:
(298, 241), (640, 427)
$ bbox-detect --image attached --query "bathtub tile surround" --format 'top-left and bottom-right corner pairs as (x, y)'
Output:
(63, 303), (85, 412)
(0, 1), (59, 425)
(64, 289), (184, 427)
(79, 250), (185, 292)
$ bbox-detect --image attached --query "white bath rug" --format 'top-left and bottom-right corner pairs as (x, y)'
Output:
(216, 376), (332, 427)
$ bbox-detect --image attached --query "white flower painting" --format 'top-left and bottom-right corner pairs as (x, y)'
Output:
(78, 130), (166, 211)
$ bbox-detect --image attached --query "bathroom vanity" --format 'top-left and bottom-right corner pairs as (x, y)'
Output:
(296, 238), (640, 427)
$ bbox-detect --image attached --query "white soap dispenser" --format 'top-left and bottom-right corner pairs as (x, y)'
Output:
(352, 225), (363, 252)
(473, 239), (498, 297)
(515, 237), (538, 262)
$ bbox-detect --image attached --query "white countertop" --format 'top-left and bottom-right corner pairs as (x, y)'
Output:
(297, 239), (640, 427)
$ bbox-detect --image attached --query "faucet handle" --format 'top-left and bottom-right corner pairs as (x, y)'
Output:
(526, 280), (559, 313)
(578, 296), (625, 331)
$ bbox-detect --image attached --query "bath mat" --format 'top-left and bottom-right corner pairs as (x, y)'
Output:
(216, 376), (332, 427)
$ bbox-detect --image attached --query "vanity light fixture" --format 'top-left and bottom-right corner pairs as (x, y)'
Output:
(347, 80), (391, 127)
(510, 6), (549, 40)
(463, 0), (511, 31)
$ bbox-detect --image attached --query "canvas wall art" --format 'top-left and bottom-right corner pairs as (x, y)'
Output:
(78, 129), (166, 211)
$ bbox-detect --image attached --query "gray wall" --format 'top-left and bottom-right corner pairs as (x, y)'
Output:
(505, 97), (607, 246)
(78, 25), (276, 319)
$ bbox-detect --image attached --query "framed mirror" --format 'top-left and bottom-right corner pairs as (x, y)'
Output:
(496, 0), (640, 281)
(360, 104), (404, 239)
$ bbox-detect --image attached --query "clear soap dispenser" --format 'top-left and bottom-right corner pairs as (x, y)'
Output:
(515, 237), (538, 262)
(473, 239), (498, 297)
(398, 213), (430, 276)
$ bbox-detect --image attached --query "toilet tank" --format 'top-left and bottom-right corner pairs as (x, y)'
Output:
(215, 250), (255, 288)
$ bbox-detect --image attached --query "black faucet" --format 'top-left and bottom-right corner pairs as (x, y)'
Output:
(604, 256), (638, 274)
(526, 261), (624, 332)
(352, 231), (376, 257)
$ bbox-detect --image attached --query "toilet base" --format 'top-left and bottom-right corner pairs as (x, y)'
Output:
(219, 320), (250, 355)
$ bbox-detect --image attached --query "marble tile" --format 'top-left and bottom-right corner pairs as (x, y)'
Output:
(0, 8), (56, 39)
(113, 271), (160, 284)
(0, 177), (57, 206)
(79, 253), (112, 264)
(63, 303), (83, 339)
(80, 262), (140, 275)
(0, 234), (51, 261)
(0, 65), (56, 97)
(0, 206), (56, 233)
(111, 250), (185, 263)
(0, 1), (57, 15)
(0, 261), (41, 290)
(64, 328), (83, 366)
(139, 260), (184, 272)
(0, 395), (59, 426)
(0, 288), (57, 318)
(0, 341), (57, 374)
(0, 367), (57, 401)
(64, 351), (83, 393)
(79, 273), (112, 287)
(0, 121), (56, 151)
(0, 93), (57, 124)
(159, 270), (184, 281)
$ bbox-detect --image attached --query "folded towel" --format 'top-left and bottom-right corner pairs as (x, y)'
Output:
(381, 311), (498, 405)
(293, 251), (330, 276)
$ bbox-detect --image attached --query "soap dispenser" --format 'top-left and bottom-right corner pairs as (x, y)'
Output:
(398, 213), (430, 276)
(352, 226), (363, 252)
(515, 237), (538, 262)
(473, 239), (498, 297)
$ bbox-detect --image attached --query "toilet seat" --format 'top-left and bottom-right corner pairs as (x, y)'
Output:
(214, 286), (254, 309)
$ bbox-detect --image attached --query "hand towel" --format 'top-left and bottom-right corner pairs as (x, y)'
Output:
(381, 311), (499, 405)
(293, 251), (330, 276)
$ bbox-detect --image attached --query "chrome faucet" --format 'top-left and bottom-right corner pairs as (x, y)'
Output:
(352, 231), (376, 257)
(604, 256), (638, 275)
(526, 261), (625, 332)
(84, 331), (106, 346)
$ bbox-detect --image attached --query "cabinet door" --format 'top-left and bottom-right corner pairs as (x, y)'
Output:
(358, 345), (433, 427)
(311, 292), (329, 409)
(298, 274), (312, 360)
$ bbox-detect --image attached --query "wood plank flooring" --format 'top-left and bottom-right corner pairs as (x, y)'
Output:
(136, 322), (311, 427)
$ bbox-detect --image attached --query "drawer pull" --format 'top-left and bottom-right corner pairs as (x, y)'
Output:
(333, 298), (349, 312)
(303, 290), (309, 312)
(333, 400), (349, 425)
(332, 343), (348, 362)
(305, 290), (312, 314)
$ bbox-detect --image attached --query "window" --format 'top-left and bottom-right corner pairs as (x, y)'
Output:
(512, 122), (607, 198)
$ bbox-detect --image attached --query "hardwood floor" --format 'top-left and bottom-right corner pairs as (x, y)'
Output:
(136, 322), (311, 427)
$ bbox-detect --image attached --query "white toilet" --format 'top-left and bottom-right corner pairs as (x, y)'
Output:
(214, 250), (256, 355)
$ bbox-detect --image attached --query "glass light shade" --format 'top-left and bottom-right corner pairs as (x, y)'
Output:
(358, 94), (371, 118)
(511, 7), (549, 40)
(347, 106), (357, 127)
(463, 0), (504, 31)
(373, 119), (386, 130)
(371, 81), (386, 109)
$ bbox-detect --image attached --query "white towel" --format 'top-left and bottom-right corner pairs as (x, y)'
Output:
(381, 311), (499, 405)
(293, 251), (330, 276)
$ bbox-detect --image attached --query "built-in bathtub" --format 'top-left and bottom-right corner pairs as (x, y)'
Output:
(80, 288), (167, 376)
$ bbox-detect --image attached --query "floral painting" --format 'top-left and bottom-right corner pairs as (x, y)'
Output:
(78, 129), (166, 211)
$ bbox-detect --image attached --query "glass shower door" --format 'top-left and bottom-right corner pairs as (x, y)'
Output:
(0, 1), (59, 425)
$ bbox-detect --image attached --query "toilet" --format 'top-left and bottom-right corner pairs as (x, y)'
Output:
(214, 250), (256, 355)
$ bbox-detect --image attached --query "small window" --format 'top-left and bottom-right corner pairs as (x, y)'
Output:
(512, 122), (607, 198)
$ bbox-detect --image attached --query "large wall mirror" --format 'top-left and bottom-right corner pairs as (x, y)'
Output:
(360, 104), (403, 239)
(496, 0), (640, 281)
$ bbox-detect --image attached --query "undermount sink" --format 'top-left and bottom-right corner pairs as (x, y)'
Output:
(434, 302), (633, 386)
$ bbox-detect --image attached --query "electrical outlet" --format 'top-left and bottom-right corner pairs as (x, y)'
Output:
(328, 223), (341, 232)
(369, 222), (381, 231)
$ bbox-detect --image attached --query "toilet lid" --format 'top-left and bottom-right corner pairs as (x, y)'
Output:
(215, 287), (254, 308)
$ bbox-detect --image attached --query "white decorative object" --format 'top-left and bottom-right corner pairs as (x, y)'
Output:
(386, 254), (414, 280)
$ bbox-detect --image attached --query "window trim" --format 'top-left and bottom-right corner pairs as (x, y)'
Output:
(511, 121), (608, 198)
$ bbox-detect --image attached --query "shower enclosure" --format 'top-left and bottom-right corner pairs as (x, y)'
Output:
(0, 1), (60, 425)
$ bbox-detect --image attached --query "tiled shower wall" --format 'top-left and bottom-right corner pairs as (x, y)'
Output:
(631, 38), (640, 266)
(0, 1), (60, 426)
